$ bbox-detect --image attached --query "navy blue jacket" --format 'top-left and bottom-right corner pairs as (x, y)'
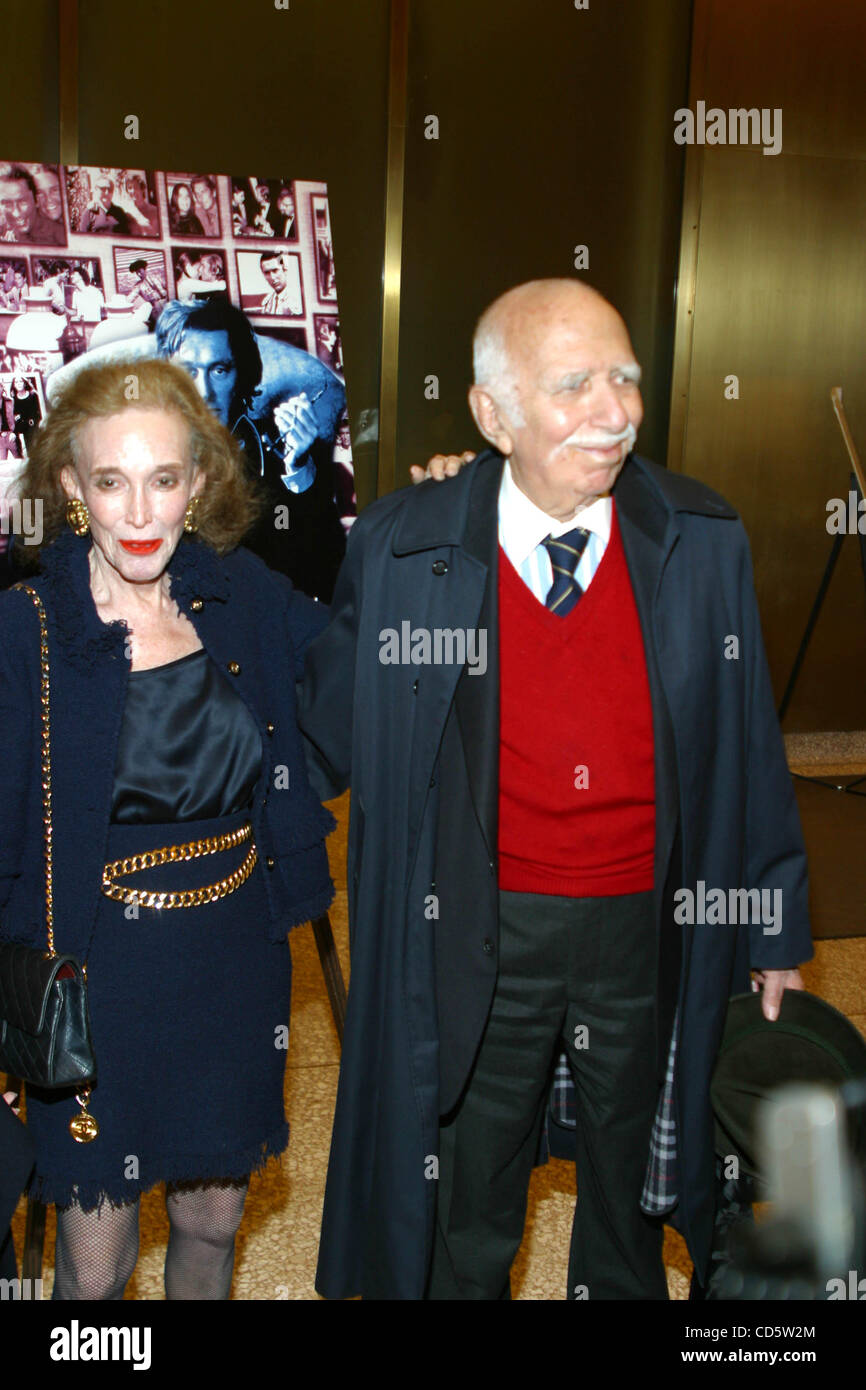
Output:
(300, 450), (814, 1299)
(0, 529), (335, 961)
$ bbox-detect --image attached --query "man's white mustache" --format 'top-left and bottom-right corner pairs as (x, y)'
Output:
(567, 424), (637, 451)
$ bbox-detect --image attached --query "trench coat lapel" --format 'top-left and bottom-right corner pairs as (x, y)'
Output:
(612, 459), (682, 953)
(394, 456), (497, 882)
(451, 454), (502, 864)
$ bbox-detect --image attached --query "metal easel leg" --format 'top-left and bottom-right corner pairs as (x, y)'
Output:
(311, 913), (348, 1044)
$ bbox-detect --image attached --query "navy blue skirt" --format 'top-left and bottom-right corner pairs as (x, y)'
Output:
(25, 811), (291, 1211)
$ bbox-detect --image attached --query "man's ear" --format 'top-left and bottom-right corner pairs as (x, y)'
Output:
(468, 385), (515, 456)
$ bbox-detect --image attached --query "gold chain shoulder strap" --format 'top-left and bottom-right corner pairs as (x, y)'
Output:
(12, 583), (98, 1142)
(12, 584), (55, 957)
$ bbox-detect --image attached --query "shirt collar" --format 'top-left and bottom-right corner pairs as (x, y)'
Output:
(497, 459), (612, 567)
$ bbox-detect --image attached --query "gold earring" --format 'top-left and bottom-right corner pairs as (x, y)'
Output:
(183, 497), (200, 534)
(66, 498), (90, 536)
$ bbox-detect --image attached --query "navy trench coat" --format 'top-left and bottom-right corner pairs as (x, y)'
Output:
(300, 449), (813, 1300)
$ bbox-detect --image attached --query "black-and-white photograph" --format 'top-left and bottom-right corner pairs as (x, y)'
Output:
(0, 370), (44, 454)
(165, 173), (221, 239)
(30, 258), (105, 319)
(113, 247), (169, 327)
(0, 162), (66, 246)
(0, 257), (30, 311)
(311, 194), (336, 300)
(314, 314), (343, 377)
(65, 167), (160, 238)
(171, 247), (228, 301)
(260, 322), (309, 353)
(237, 248), (304, 317)
(230, 177), (297, 240)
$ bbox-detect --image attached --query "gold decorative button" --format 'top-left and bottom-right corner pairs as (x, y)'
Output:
(190, 598), (203, 612)
(266, 722), (275, 735)
(266, 856), (275, 870)
(228, 661), (241, 676)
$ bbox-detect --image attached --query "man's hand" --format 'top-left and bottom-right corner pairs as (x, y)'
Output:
(752, 967), (805, 1022)
(410, 450), (476, 484)
(274, 393), (318, 462)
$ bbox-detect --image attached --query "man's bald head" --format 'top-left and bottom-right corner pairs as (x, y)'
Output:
(473, 279), (627, 414)
(469, 279), (643, 519)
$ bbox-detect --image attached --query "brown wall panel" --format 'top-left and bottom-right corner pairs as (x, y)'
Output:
(674, 0), (866, 729)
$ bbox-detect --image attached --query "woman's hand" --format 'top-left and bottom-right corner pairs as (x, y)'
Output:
(3, 1090), (21, 1116)
(410, 450), (476, 484)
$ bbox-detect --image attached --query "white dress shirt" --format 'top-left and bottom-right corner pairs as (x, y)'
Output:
(497, 459), (612, 604)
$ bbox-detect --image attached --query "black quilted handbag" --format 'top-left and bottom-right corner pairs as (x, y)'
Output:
(0, 946), (94, 1086)
(0, 584), (98, 1142)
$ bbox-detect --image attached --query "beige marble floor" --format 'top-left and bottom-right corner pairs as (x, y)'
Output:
(11, 793), (866, 1300)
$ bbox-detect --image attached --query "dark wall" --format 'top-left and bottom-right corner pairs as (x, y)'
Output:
(398, 0), (693, 472)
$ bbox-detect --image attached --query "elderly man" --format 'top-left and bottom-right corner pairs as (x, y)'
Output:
(79, 175), (130, 235)
(299, 278), (812, 1300)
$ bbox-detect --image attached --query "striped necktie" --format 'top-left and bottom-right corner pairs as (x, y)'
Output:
(542, 527), (591, 616)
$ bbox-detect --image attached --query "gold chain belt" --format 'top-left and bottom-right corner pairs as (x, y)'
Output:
(101, 823), (257, 910)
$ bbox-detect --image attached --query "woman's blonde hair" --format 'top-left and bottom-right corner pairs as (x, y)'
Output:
(19, 355), (261, 559)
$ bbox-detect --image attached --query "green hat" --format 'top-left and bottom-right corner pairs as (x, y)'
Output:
(711, 990), (866, 1181)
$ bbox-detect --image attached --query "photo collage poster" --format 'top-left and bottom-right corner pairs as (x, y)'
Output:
(0, 161), (355, 600)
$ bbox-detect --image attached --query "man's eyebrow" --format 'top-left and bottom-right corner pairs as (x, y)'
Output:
(549, 363), (642, 389)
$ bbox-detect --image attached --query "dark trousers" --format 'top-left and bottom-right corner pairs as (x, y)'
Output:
(427, 888), (668, 1300)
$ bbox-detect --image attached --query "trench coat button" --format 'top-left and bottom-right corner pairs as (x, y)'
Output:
(482, 938), (494, 956)
(228, 661), (241, 676)
(266, 856), (275, 870)
(432, 559), (448, 576)
(266, 722), (275, 735)
(412, 679), (419, 694)
(190, 597), (203, 612)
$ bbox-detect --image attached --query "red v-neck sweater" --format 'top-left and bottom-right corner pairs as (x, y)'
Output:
(498, 503), (655, 897)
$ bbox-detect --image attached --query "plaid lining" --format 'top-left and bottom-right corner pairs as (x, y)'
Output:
(639, 1012), (679, 1216)
(548, 1009), (680, 1217)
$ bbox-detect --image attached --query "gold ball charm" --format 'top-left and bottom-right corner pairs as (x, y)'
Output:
(65, 498), (91, 536)
(184, 498), (200, 534)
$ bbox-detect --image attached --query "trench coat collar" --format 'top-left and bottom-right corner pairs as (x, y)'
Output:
(34, 527), (230, 672)
(392, 448), (736, 558)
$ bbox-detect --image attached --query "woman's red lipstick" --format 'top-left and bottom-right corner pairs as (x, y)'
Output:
(120, 539), (162, 555)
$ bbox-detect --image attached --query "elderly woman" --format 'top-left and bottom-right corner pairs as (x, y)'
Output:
(0, 357), (335, 1299)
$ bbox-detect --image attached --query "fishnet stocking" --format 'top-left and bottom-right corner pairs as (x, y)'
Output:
(164, 1177), (249, 1300)
(53, 1196), (140, 1301)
